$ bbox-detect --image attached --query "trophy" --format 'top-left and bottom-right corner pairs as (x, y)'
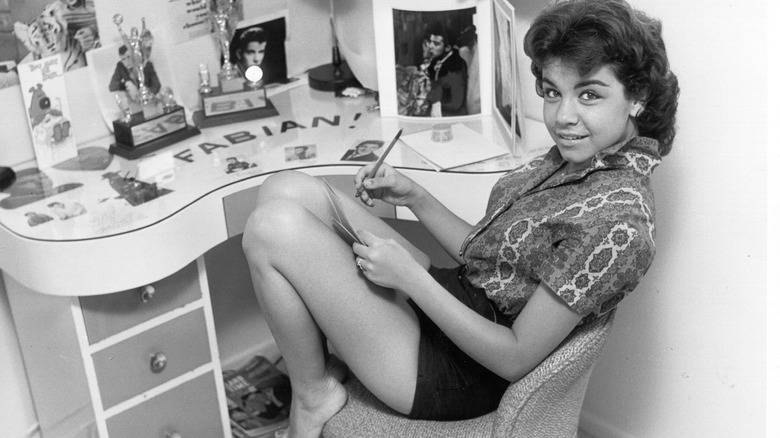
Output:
(109, 14), (199, 159)
(192, 0), (277, 128)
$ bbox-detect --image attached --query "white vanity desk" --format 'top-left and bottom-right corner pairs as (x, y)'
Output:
(0, 83), (548, 438)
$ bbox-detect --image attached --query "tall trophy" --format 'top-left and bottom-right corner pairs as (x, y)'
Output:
(192, 0), (277, 128)
(109, 14), (199, 159)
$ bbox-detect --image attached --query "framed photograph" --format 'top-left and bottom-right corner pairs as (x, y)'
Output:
(491, 0), (522, 155)
(228, 12), (288, 86)
(86, 29), (178, 132)
(373, 0), (492, 119)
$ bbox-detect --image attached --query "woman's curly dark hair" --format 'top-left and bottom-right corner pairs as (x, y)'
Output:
(523, 0), (680, 156)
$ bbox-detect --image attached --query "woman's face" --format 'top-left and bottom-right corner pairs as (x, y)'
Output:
(541, 58), (642, 172)
(241, 41), (267, 68)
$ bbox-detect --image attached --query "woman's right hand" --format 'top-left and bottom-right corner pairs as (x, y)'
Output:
(354, 163), (422, 208)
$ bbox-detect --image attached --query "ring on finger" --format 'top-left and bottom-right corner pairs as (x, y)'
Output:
(356, 257), (364, 271)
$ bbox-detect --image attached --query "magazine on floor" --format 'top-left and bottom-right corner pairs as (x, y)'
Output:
(224, 355), (292, 438)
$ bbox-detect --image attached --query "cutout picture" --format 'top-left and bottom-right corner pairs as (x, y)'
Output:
(284, 144), (316, 162)
(340, 140), (384, 162)
(223, 155), (258, 174)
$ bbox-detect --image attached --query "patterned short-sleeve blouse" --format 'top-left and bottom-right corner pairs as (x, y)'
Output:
(460, 136), (661, 322)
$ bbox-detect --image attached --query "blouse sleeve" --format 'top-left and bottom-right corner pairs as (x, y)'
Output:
(536, 220), (655, 317)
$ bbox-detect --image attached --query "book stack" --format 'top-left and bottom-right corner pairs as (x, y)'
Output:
(224, 356), (292, 438)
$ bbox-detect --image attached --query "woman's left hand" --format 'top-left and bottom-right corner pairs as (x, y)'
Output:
(352, 229), (422, 290)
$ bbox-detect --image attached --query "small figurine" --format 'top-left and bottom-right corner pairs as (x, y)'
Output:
(198, 63), (212, 95)
(113, 14), (160, 119)
(114, 93), (133, 124)
(160, 87), (177, 113)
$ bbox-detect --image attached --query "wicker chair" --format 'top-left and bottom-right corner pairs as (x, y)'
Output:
(322, 310), (615, 438)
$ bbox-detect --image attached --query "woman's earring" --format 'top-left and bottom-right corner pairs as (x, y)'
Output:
(630, 102), (644, 118)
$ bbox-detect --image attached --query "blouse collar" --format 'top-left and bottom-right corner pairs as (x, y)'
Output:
(547, 136), (662, 178)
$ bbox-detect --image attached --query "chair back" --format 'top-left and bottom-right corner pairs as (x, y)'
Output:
(492, 310), (616, 438)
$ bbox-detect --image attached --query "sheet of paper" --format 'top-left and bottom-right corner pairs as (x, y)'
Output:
(400, 123), (509, 171)
(323, 179), (365, 245)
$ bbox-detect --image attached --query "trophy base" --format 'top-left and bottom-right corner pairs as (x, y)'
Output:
(193, 98), (278, 129)
(308, 62), (360, 92)
(219, 76), (245, 94)
(110, 125), (201, 160)
(113, 106), (192, 147)
(141, 99), (164, 120)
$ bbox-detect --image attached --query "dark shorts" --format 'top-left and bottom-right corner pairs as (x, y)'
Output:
(407, 265), (514, 421)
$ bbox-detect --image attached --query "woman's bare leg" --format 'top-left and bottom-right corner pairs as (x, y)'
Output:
(242, 171), (430, 438)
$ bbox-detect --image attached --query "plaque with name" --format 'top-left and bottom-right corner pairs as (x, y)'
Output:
(203, 87), (268, 117)
(110, 106), (200, 159)
(113, 107), (187, 147)
(192, 86), (279, 129)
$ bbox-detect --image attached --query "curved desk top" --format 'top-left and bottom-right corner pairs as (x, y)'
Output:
(0, 83), (549, 296)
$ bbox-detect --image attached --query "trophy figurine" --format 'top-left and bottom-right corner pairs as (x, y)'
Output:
(210, 1), (243, 93)
(192, 0), (278, 128)
(109, 14), (199, 159)
(114, 15), (160, 119)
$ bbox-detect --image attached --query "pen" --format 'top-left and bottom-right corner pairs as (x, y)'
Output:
(355, 129), (403, 197)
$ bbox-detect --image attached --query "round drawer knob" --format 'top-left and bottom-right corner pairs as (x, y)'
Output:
(139, 285), (156, 303)
(150, 352), (167, 373)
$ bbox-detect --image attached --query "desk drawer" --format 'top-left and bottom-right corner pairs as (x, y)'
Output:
(80, 262), (201, 344)
(106, 372), (223, 438)
(92, 309), (211, 408)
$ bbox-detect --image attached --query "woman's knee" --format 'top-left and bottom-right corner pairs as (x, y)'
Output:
(242, 198), (308, 255)
(256, 170), (323, 205)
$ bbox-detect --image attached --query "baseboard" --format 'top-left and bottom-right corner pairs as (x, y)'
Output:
(579, 409), (638, 438)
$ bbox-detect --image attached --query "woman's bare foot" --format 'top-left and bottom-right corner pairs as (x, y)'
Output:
(288, 375), (347, 438)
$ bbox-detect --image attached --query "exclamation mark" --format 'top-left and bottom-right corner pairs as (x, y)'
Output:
(350, 113), (362, 129)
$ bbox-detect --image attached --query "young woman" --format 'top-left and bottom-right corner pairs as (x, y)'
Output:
(241, 1), (679, 437)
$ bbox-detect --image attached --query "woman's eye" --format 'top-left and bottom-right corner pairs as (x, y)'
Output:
(580, 91), (600, 101)
(543, 88), (560, 99)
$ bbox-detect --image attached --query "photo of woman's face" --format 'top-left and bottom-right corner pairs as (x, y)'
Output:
(241, 41), (267, 68)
